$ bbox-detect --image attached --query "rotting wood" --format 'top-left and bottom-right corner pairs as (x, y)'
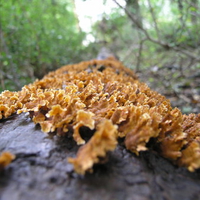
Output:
(0, 57), (200, 174)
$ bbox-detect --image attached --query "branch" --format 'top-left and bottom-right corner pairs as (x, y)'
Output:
(0, 69), (13, 80)
(147, 0), (161, 41)
(185, 0), (200, 15)
(112, 0), (166, 46)
(113, 0), (200, 61)
(136, 35), (146, 72)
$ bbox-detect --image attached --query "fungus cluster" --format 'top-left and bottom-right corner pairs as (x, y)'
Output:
(0, 58), (200, 174)
(0, 152), (15, 171)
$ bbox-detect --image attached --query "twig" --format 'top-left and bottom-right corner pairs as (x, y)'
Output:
(112, 0), (200, 61)
(136, 37), (146, 72)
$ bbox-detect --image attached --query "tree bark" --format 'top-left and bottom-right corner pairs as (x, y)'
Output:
(0, 113), (200, 200)
(125, 0), (143, 29)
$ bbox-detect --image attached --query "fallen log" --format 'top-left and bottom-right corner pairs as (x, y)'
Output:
(0, 58), (200, 200)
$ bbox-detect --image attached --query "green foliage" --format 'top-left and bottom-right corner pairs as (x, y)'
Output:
(91, 0), (200, 71)
(0, 0), (88, 91)
(1, 0), (200, 94)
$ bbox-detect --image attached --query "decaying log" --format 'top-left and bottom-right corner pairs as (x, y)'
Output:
(1, 58), (200, 200)
(1, 113), (200, 200)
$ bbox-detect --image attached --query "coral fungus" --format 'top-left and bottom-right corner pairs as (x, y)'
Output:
(0, 58), (200, 174)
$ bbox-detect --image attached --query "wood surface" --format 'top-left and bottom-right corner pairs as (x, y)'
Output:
(0, 113), (200, 200)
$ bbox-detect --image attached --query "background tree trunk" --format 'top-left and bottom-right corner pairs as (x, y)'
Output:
(125, 0), (143, 29)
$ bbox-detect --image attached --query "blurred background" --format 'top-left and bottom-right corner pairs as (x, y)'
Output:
(0, 0), (200, 113)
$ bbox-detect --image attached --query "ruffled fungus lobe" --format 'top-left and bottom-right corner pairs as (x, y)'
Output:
(0, 152), (15, 171)
(177, 114), (200, 171)
(73, 110), (95, 145)
(68, 119), (117, 175)
(157, 108), (187, 160)
(124, 105), (163, 154)
(0, 58), (200, 174)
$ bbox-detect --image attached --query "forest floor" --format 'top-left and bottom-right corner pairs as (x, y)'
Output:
(138, 66), (200, 114)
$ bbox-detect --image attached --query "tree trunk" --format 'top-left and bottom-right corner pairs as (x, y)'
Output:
(125, 0), (143, 29)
